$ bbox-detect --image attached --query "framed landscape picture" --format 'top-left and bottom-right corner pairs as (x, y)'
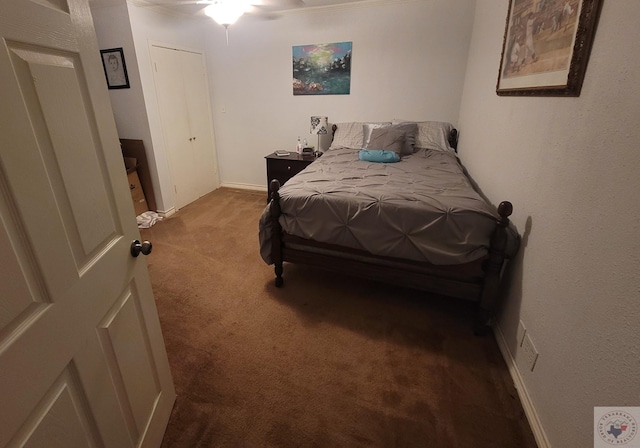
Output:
(292, 42), (351, 96)
(496, 0), (602, 96)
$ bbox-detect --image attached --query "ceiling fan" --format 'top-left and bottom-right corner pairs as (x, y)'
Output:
(140, 0), (304, 44)
(143, 0), (305, 24)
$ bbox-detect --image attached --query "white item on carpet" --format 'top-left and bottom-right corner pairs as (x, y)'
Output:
(137, 211), (163, 228)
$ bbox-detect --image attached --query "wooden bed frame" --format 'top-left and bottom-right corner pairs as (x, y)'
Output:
(267, 126), (516, 335)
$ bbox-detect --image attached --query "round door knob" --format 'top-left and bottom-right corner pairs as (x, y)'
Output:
(131, 239), (153, 257)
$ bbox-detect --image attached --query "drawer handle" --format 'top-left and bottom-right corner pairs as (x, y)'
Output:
(287, 166), (291, 170)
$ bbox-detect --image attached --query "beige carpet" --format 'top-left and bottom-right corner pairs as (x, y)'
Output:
(141, 188), (537, 447)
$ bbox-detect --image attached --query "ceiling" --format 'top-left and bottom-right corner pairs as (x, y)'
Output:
(88, 0), (371, 18)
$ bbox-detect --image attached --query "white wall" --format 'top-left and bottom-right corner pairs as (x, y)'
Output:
(457, 1), (640, 447)
(204, 0), (476, 188)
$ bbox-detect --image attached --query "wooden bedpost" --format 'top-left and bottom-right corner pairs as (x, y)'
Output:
(270, 179), (284, 287)
(475, 201), (513, 335)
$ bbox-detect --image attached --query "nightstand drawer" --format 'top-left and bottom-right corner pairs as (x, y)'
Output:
(269, 160), (307, 181)
(265, 152), (317, 201)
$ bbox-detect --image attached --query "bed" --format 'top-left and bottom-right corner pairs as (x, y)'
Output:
(259, 120), (519, 334)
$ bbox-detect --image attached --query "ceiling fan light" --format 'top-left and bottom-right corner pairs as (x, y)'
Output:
(204, 2), (247, 26)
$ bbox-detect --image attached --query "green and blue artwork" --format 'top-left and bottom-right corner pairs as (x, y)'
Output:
(292, 41), (351, 95)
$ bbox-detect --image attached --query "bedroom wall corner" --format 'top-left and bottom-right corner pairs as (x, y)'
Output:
(126, 3), (212, 213)
(457, 1), (640, 447)
(90, 1), (163, 210)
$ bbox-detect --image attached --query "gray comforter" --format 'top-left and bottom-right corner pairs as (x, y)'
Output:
(259, 147), (503, 266)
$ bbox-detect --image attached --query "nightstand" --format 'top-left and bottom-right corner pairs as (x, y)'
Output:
(265, 151), (317, 201)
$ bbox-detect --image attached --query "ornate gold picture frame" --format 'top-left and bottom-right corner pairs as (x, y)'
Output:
(496, 0), (603, 97)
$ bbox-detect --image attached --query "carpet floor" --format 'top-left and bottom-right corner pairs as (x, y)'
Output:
(141, 188), (537, 448)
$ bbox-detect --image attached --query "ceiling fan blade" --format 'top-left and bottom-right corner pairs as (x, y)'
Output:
(250, 0), (304, 9)
(245, 0), (304, 20)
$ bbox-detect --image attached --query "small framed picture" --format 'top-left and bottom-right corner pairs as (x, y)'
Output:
(100, 47), (130, 89)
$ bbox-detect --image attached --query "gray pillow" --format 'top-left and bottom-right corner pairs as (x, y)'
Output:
(363, 122), (417, 155)
(390, 122), (418, 155)
(365, 128), (405, 155)
(362, 123), (391, 148)
(330, 121), (391, 150)
(392, 119), (454, 151)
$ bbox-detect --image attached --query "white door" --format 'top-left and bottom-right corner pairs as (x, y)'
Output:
(151, 45), (219, 210)
(181, 50), (220, 199)
(0, 1), (176, 447)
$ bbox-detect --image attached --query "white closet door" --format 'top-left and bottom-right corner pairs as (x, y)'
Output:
(151, 45), (219, 211)
(0, 0), (176, 446)
(151, 45), (199, 210)
(181, 50), (220, 199)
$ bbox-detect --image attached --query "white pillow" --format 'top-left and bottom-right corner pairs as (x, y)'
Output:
(330, 122), (391, 149)
(392, 119), (454, 151)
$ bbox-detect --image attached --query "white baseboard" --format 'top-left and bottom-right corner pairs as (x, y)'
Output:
(157, 207), (176, 219)
(220, 182), (266, 192)
(493, 323), (550, 448)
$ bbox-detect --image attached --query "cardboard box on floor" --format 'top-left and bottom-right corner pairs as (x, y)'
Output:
(123, 156), (149, 216)
(120, 139), (157, 212)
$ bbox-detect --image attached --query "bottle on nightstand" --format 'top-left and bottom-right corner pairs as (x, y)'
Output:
(296, 136), (302, 154)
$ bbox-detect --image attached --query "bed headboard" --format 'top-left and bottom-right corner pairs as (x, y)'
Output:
(448, 128), (459, 151)
(330, 123), (459, 152)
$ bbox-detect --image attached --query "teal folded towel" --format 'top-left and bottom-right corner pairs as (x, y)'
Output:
(358, 149), (400, 163)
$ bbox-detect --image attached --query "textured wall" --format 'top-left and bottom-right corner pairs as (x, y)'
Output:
(457, 1), (640, 446)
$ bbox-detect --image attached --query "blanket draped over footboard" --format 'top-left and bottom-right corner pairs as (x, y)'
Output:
(259, 147), (517, 266)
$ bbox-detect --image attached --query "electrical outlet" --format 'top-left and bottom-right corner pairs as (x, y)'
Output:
(517, 320), (527, 347)
(522, 333), (539, 372)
